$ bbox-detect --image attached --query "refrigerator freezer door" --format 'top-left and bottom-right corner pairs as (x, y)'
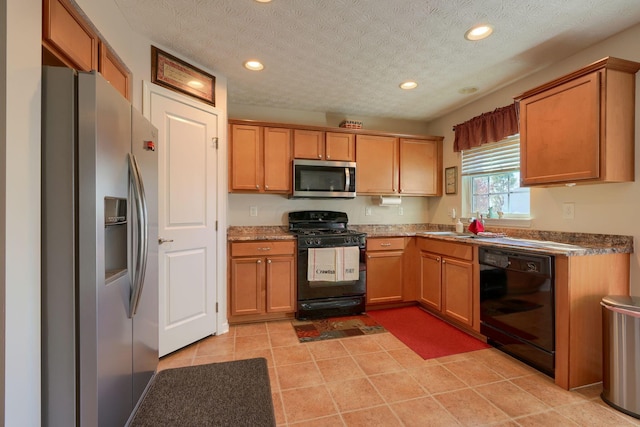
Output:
(77, 71), (134, 427)
(131, 107), (159, 404)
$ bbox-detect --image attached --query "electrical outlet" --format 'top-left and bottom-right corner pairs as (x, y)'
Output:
(250, 206), (258, 217)
(398, 207), (404, 216)
(562, 202), (574, 219)
(365, 207), (372, 216)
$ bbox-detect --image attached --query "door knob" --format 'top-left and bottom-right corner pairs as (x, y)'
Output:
(158, 238), (174, 244)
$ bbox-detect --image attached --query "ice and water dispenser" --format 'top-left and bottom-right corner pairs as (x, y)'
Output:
(104, 197), (127, 282)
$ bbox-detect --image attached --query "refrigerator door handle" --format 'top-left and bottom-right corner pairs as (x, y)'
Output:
(128, 153), (149, 318)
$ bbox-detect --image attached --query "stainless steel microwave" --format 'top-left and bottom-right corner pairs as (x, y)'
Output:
(292, 159), (356, 198)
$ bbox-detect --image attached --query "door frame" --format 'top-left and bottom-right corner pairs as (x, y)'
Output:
(142, 81), (229, 337)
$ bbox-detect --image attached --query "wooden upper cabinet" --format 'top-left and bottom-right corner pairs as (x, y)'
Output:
(293, 130), (355, 161)
(293, 129), (325, 160)
(263, 127), (292, 192)
(356, 134), (399, 194)
(516, 57), (640, 186)
(229, 124), (292, 194)
(43, 0), (132, 100)
(43, 0), (98, 71)
(98, 42), (132, 101)
(230, 124), (262, 191)
(399, 138), (442, 196)
(325, 132), (355, 161)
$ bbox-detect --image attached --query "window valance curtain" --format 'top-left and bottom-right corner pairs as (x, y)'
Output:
(453, 103), (519, 152)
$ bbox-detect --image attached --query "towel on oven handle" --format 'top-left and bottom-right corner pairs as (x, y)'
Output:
(307, 248), (337, 282)
(337, 246), (360, 281)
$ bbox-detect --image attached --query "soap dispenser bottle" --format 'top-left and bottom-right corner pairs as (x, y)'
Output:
(455, 218), (464, 233)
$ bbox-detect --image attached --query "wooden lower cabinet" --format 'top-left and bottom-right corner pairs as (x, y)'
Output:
(418, 238), (477, 331)
(366, 237), (412, 305)
(554, 253), (630, 390)
(229, 241), (296, 323)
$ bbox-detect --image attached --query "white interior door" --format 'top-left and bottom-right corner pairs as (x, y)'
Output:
(147, 87), (219, 356)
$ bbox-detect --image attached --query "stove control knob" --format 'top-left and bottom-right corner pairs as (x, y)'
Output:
(315, 238), (321, 246)
(306, 238), (314, 246)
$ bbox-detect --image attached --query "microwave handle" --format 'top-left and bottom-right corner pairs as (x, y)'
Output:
(345, 168), (351, 191)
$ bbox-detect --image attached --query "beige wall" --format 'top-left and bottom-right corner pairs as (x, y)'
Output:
(4, 0), (41, 424)
(426, 23), (640, 295)
(228, 194), (430, 226)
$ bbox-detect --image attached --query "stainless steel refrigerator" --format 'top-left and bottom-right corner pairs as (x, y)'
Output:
(41, 66), (159, 426)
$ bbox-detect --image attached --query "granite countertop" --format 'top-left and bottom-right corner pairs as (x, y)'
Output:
(227, 224), (633, 256)
(227, 226), (294, 242)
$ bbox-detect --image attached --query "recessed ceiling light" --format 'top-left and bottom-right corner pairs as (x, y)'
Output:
(400, 81), (418, 90)
(464, 24), (494, 41)
(458, 86), (478, 94)
(255, 0), (272, 3)
(244, 60), (264, 71)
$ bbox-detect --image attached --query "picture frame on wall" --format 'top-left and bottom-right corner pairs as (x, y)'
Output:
(151, 46), (215, 106)
(445, 166), (458, 195)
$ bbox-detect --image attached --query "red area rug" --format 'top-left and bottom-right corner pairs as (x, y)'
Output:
(367, 306), (490, 360)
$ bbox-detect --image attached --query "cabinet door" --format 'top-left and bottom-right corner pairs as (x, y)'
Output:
(230, 257), (264, 316)
(98, 41), (131, 101)
(230, 124), (262, 191)
(43, 0), (98, 71)
(266, 256), (296, 313)
(442, 257), (473, 326)
(419, 252), (442, 311)
(400, 138), (441, 195)
(325, 132), (355, 161)
(520, 72), (600, 185)
(366, 251), (404, 304)
(356, 135), (399, 194)
(263, 127), (292, 193)
(293, 129), (325, 159)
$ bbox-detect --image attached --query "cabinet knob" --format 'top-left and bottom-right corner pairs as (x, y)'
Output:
(257, 260), (262, 264)
(442, 259), (446, 264)
(265, 185), (269, 189)
(326, 155), (330, 159)
(436, 257), (440, 262)
(267, 259), (272, 264)
(255, 184), (260, 189)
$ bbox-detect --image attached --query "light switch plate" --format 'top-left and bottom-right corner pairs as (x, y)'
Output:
(250, 206), (258, 217)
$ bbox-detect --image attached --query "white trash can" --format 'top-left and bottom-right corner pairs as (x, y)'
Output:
(601, 295), (640, 419)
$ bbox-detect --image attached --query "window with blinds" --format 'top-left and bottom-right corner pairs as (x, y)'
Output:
(461, 135), (530, 217)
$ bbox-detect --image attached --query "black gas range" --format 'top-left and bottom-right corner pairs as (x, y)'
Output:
(288, 211), (367, 319)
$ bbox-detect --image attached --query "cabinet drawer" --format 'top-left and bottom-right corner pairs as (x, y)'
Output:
(231, 241), (295, 257)
(417, 238), (473, 261)
(366, 237), (405, 251)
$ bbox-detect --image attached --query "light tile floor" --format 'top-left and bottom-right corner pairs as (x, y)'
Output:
(158, 320), (640, 426)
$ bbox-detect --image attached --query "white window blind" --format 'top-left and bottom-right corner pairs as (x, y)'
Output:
(461, 135), (520, 176)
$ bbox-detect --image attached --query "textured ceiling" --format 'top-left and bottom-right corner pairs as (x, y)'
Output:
(114, 0), (640, 121)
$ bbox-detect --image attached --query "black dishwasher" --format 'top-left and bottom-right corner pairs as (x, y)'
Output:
(479, 247), (555, 377)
